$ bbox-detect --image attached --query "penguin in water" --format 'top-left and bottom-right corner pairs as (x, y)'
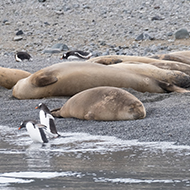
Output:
(19, 120), (48, 143)
(61, 50), (92, 60)
(15, 51), (32, 62)
(35, 103), (60, 138)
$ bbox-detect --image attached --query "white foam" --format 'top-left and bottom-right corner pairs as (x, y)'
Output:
(1, 171), (81, 179)
(1, 125), (190, 154)
(94, 177), (182, 184)
(0, 176), (33, 185)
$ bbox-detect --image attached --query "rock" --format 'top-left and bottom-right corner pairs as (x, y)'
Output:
(42, 48), (61, 54)
(51, 43), (69, 51)
(135, 32), (154, 41)
(167, 32), (173, 36)
(16, 30), (24, 35)
(92, 51), (102, 57)
(3, 19), (8, 23)
(44, 22), (50, 26)
(54, 10), (64, 15)
(13, 36), (23, 41)
(175, 28), (189, 39)
(151, 15), (163, 21)
(3, 20), (10, 25)
(99, 41), (106, 46)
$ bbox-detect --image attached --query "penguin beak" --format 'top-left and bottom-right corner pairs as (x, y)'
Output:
(35, 106), (39, 109)
(18, 126), (21, 130)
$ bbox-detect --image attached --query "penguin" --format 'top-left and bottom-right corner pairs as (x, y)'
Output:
(35, 103), (60, 138)
(19, 120), (48, 143)
(15, 51), (32, 62)
(61, 50), (92, 60)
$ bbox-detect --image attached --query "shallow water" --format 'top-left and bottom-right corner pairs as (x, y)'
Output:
(0, 126), (190, 190)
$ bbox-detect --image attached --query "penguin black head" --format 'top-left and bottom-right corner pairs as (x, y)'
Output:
(35, 103), (51, 114)
(18, 120), (37, 130)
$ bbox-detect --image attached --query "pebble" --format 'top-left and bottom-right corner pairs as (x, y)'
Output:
(13, 36), (23, 41)
(151, 15), (164, 21)
(135, 32), (154, 41)
(42, 48), (61, 54)
(175, 28), (189, 39)
(51, 43), (69, 51)
(16, 30), (24, 35)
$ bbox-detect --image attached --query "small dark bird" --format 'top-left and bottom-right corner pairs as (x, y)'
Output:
(15, 51), (32, 62)
(61, 50), (92, 60)
(19, 120), (48, 143)
(35, 103), (60, 138)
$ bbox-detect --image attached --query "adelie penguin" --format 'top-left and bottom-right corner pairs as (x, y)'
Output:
(19, 120), (48, 143)
(15, 51), (32, 62)
(35, 103), (60, 138)
(61, 50), (92, 60)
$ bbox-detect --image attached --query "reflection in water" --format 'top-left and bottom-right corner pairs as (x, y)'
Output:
(25, 143), (51, 169)
(0, 125), (190, 189)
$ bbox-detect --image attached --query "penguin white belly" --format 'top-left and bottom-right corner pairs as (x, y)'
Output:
(26, 123), (43, 143)
(39, 110), (56, 137)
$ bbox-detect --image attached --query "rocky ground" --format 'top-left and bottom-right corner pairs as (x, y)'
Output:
(1, 0), (190, 145)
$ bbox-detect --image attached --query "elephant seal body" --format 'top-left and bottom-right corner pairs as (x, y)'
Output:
(0, 67), (31, 89)
(12, 61), (189, 99)
(88, 54), (190, 76)
(51, 86), (146, 121)
(150, 51), (190, 65)
(109, 63), (190, 88)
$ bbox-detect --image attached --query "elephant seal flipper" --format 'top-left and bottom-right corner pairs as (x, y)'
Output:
(31, 71), (58, 87)
(51, 107), (62, 118)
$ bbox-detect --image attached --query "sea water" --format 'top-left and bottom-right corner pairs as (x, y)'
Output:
(0, 125), (190, 189)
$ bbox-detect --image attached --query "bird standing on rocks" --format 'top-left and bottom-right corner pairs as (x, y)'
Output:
(19, 120), (48, 143)
(15, 51), (32, 62)
(61, 50), (92, 60)
(35, 103), (60, 138)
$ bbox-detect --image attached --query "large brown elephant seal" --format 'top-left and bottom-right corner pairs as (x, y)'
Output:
(51, 86), (146, 121)
(150, 51), (190, 65)
(88, 54), (190, 76)
(88, 55), (165, 65)
(12, 61), (189, 99)
(109, 63), (190, 88)
(0, 67), (31, 89)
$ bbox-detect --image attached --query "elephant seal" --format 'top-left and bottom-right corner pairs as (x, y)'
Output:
(0, 67), (31, 89)
(150, 51), (190, 65)
(109, 63), (190, 88)
(51, 86), (146, 121)
(88, 54), (190, 76)
(88, 55), (164, 65)
(12, 61), (189, 99)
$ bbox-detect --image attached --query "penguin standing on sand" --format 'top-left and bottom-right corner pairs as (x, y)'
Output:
(61, 50), (92, 60)
(35, 103), (60, 138)
(19, 120), (48, 143)
(15, 51), (32, 62)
